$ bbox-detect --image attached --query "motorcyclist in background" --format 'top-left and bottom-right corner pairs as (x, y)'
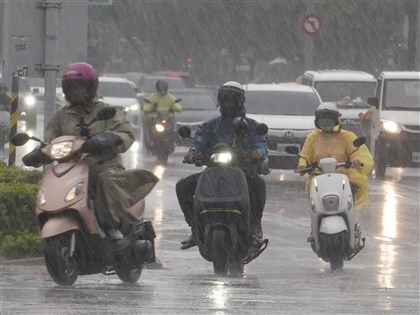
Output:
(297, 102), (374, 241)
(45, 62), (158, 239)
(142, 79), (182, 150)
(175, 81), (268, 250)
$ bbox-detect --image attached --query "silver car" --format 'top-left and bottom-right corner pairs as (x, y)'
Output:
(244, 83), (322, 169)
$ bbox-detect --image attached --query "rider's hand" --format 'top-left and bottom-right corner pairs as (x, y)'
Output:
(351, 159), (363, 168)
(249, 150), (263, 160)
(183, 153), (196, 164)
(296, 165), (306, 176)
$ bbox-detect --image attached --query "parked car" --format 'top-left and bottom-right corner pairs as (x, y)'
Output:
(367, 71), (420, 177)
(173, 88), (219, 146)
(0, 74), (37, 132)
(244, 83), (322, 169)
(151, 71), (195, 87)
(138, 75), (187, 97)
(97, 76), (141, 136)
(26, 77), (67, 112)
(300, 69), (378, 145)
(125, 72), (147, 89)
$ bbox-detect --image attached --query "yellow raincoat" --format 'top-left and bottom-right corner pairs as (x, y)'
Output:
(143, 92), (182, 120)
(298, 128), (374, 210)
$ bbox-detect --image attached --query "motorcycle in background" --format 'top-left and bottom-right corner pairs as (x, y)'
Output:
(178, 118), (269, 276)
(143, 98), (181, 163)
(286, 137), (367, 272)
(10, 107), (157, 285)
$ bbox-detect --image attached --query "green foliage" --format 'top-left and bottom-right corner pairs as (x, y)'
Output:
(0, 162), (42, 259)
(0, 230), (43, 259)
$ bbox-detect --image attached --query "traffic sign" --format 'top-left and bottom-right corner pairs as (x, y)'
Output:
(301, 14), (322, 36)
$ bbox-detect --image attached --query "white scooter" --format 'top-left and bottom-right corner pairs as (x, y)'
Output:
(287, 137), (366, 272)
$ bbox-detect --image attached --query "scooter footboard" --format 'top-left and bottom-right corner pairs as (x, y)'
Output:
(319, 216), (348, 234)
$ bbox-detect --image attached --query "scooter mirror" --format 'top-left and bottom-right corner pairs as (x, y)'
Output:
(175, 98), (182, 103)
(10, 133), (30, 146)
(143, 98), (151, 104)
(178, 126), (191, 138)
(256, 123), (268, 136)
(353, 137), (366, 148)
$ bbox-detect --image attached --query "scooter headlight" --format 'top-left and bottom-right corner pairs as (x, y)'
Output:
(37, 189), (46, 206)
(211, 152), (232, 164)
(382, 120), (401, 134)
(50, 141), (73, 158)
(65, 183), (84, 202)
(323, 194), (339, 212)
(155, 123), (165, 132)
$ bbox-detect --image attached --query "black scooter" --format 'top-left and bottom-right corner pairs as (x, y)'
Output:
(178, 118), (269, 276)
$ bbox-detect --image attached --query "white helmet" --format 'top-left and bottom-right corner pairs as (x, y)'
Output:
(217, 81), (245, 107)
(315, 102), (341, 133)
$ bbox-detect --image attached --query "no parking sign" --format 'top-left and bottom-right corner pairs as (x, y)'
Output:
(301, 14), (322, 36)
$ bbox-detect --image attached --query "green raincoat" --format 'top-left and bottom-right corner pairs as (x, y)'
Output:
(45, 96), (158, 227)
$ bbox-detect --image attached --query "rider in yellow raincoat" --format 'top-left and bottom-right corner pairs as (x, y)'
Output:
(297, 102), (374, 210)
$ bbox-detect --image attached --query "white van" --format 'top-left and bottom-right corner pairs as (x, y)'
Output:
(300, 70), (378, 149)
(367, 71), (420, 177)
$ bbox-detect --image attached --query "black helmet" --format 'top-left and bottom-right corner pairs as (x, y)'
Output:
(156, 80), (169, 94)
(314, 102), (341, 133)
(217, 81), (245, 108)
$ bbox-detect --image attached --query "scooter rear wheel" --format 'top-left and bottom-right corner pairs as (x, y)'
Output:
(114, 258), (143, 283)
(44, 233), (79, 286)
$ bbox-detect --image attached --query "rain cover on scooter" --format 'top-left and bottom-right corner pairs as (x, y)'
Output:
(193, 167), (250, 228)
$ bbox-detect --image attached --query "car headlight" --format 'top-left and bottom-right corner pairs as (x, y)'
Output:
(382, 120), (401, 134)
(211, 152), (232, 164)
(323, 194), (339, 211)
(50, 141), (73, 158)
(24, 94), (36, 107)
(65, 183), (85, 202)
(124, 104), (139, 112)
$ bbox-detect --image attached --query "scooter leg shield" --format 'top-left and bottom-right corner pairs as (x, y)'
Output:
(41, 216), (80, 238)
(319, 216), (348, 234)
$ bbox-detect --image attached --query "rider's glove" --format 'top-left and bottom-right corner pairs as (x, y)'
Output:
(296, 165), (307, 176)
(82, 131), (123, 155)
(183, 152), (196, 164)
(351, 159), (363, 168)
(249, 150), (263, 160)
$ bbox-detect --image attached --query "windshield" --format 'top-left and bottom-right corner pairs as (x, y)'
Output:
(245, 91), (320, 115)
(98, 81), (135, 98)
(176, 93), (216, 110)
(384, 79), (420, 110)
(314, 81), (375, 106)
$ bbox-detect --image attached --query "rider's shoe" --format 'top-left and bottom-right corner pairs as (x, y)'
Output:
(250, 222), (264, 247)
(307, 232), (314, 243)
(180, 235), (196, 250)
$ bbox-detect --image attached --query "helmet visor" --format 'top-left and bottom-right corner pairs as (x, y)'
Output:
(218, 88), (243, 107)
(62, 79), (95, 95)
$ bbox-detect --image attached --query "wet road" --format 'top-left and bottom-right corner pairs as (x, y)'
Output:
(1, 133), (419, 314)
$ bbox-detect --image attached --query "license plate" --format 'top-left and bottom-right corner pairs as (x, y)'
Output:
(412, 152), (420, 162)
(277, 143), (300, 155)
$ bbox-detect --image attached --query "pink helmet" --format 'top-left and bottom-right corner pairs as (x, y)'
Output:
(62, 62), (99, 97)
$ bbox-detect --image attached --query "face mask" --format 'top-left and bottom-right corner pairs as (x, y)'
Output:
(318, 118), (336, 132)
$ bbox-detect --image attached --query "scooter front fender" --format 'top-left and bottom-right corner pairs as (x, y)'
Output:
(41, 216), (80, 238)
(319, 216), (348, 234)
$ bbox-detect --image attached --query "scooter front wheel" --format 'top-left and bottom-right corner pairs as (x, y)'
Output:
(44, 232), (79, 286)
(212, 230), (228, 275)
(228, 259), (244, 276)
